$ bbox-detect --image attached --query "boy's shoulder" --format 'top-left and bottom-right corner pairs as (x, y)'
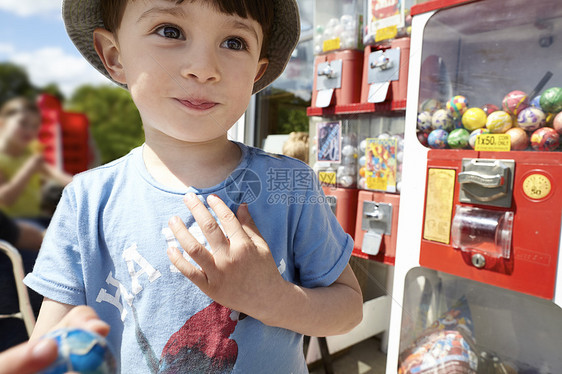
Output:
(245, 143), (311, 170)
(70, 147), (138, 187)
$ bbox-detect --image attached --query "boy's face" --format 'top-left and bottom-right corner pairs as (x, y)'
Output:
(95, 0), (268, 144)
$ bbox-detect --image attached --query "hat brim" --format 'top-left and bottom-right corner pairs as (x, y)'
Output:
(62, 0), (300, 94)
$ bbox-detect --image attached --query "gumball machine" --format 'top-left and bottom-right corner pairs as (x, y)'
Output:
(311, 0), (364, 109)
(385, 0), (562, 373)
(353, 114), (404, 265)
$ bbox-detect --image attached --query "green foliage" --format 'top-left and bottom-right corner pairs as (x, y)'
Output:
(67, 85), (144, 164)
(0, 63), (37, 104)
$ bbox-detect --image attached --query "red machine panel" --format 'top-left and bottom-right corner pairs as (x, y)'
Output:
(322, 186), (358, 238)
(353, 189), (400, 265)
(311, 50), (364, 109)
(420, 149), (562, 299)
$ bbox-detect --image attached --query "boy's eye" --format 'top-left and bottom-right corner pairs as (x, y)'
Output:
(156, 25), (183, 39)
(221, 37), (247, 51)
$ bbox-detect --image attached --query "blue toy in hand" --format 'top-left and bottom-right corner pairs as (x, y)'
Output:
(39, 328), (116, 374)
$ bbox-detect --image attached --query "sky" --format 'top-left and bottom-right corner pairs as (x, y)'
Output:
(0, 0), (110, 97)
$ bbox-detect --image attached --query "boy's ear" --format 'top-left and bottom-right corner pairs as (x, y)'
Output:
(254, 58), (269, 83)
(93, 28), (126, 85)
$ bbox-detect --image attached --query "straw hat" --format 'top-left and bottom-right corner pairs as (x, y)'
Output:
(62, 0), (300, 94)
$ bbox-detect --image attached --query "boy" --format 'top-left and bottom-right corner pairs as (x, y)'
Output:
(25, 0), (363, 372)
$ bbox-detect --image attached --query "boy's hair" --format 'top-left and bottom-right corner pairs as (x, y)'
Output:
(282, 131), (309, 163)
(101, 0), (273, 59)
(63, 0), (300, 94)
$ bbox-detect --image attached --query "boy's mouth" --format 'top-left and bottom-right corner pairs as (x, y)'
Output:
(177, 98), (217, 111)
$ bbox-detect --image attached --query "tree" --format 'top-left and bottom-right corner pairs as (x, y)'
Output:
(67, 85), (144, 164)
(0, 63), (37, 104)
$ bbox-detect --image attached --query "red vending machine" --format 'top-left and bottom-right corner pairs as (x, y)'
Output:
(387, 0), (562, 372)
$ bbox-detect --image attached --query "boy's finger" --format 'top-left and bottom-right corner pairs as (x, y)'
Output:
(0, 338), (58, 374)
(167, 247), (208, 288)
(206, 194), (247, 242)
(184, 193), (230, 250)
(236, 203), (268, 247)
(58, 305), (110, 337)
(168, 216), (215, 270)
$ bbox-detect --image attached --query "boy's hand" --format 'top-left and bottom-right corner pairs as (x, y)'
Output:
(167, 193), (287, 322)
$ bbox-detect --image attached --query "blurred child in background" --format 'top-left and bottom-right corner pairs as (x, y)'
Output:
(0, 97), (72, 228)
(282, 131), (309, 163)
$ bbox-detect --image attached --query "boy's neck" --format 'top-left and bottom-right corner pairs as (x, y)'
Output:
(142, 136), (242, 190)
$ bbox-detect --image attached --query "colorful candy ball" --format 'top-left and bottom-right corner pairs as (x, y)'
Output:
(468, 128), (490, 149)
(417, 131), (429, 147)
(486, 111), (512, 133)
(545, 112), (555, 127)
(447, 128), (470, 149)
(431, 109), (453, 130)
(417, 111), (433, 132)
(553, 112), (562, 135)
(517, 107), (545, 132)
(420, 98), (441, 114)
(502, 90), (529, 116)
(506, 127), (529, 150)
(446, 95), (469, 119)
(428, 129), (449, 149)
(531, 127), (560, 151)
(530, 95), (542, 109)
(481, 103), (499, 116)
(540, 87), (562, 113)
(462, 107), (487, 131)
(39, 328), (116, 374)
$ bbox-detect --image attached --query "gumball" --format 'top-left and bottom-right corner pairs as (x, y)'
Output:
(341, 144), (357, 157)
(462, 107), (487, 131)
(417, 131), (429, 146)
(531, 127), (560, 151)
(530, 95), (542, 109)
(447, 128), (470, 149)
(358, 177), (366, 189)
(359, 166), (366, 177)
(553, 112), (562, 135)
(359, 139), (367, 153)
(468, 128), (490, 149)
(502, 90), (529, 116)
(420, 98), (441, 114)
(378, 132), (391, 139)
(505, 127), (529, 150)
(39, 329), (116, 374)
(417, 111), (432, 132)
(545, 112), (555, 127)
(431, 109), (453, 130)
(358, 155), (366, 166)
(486, 111), (512, 133)
(481, 103), (499, 116)
(338, 175), (355, 188)
(446, 95), (469, 119)
(428, 129), (449, 149)
(516, 107), (545, 132)
(539, 87), (562, 113)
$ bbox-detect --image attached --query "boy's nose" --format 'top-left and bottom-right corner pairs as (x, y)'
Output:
(179, 45), (221, 84)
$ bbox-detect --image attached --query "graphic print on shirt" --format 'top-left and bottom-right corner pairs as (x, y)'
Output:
(159, 301), (239, 373)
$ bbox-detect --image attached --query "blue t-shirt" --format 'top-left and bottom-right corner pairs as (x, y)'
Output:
(24, 142), (353, 373)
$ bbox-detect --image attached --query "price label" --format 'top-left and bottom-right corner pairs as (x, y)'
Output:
(375, 25), (398, 42)
(323, 38), (341, 52)
(474, 134), (511, 152)
(318, 171), (336, 187)
(366, 176), (388, 191)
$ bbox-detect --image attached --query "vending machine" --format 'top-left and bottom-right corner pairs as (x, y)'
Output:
(387, 0), (562, 372)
